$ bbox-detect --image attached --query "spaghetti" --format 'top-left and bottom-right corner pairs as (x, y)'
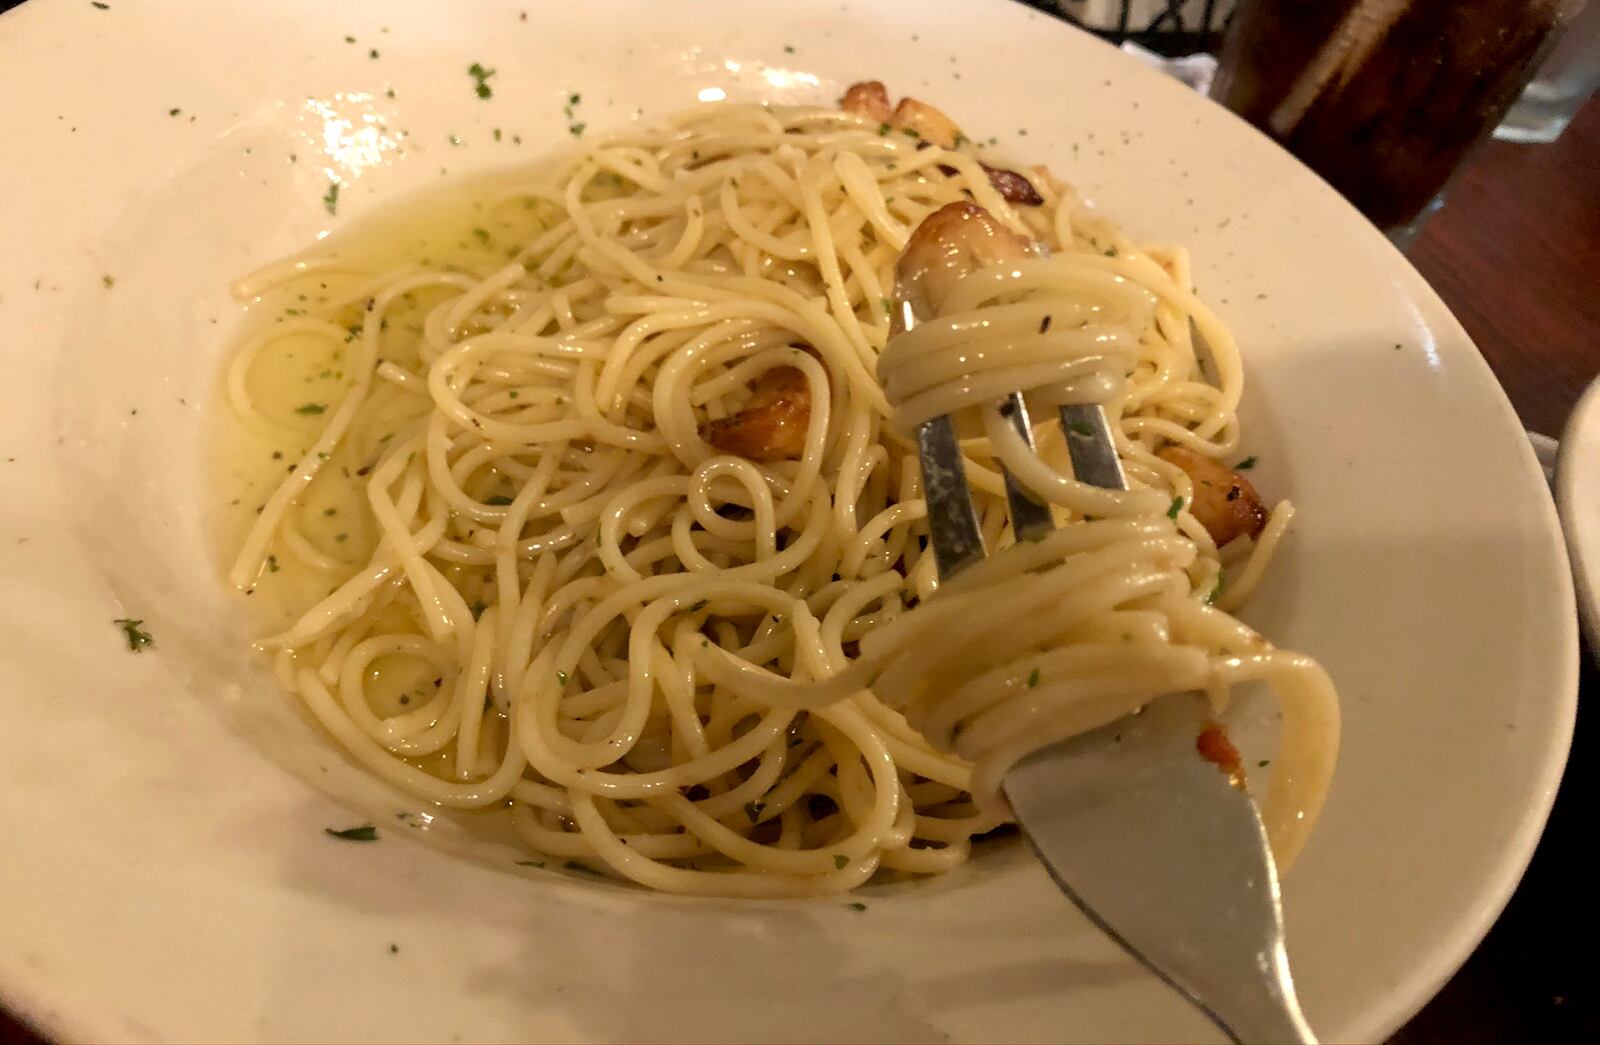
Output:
(220, 96), (1338, 897)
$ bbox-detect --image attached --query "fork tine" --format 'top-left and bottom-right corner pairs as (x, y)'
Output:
(916, 414), (986, 581)
(998, 393), (1056, 543)
(919, 398), (1127, 583)
(1060, 402), (1129, 492)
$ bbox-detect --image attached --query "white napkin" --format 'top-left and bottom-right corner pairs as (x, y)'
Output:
(1119, 40), (1218, 95)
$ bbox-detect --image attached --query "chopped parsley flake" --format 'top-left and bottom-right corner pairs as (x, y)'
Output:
(294, 402), (327, 415)
(556, 670), (569, 685)
(1038, 314), (1051, 334)
(91, 2), (110, 9)
(833, 854), (848, 870)
(877, 122), (891, 136)
(568, 121), (587, 137)
(1235, 455), (1258, 470)
(485, 494), (514, 506)
(1167, 497), (1184, 520)
(113, 617), (153, 652)
(266, 554), (280, 573)
(322, 180), (340, 215)
(368, 48), (380, 59)
(1026, 667), (1040, 688)
(1208, 577), (1225, 605)
(1258, 759), (1271, 768)
(468, 62), (497, 100)
(847, 901), (867, 911)
(516, 859), (545, 868)
(325, 825), (378, 841)
(784, 45), (795, 54)
(168, 107), (180, 117)
(471, 227), (492, 245)
(101, 274), (115, 288)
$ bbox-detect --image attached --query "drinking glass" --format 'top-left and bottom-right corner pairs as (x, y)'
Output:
(1498, 0), (1600, 142)
(1211, 0), (1587, 241)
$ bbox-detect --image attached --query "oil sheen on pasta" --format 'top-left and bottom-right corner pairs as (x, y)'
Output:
(214, 102), (1339, 897)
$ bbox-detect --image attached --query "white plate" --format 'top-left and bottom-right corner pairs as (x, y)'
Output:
(0, 1), (1576, 1042)
(1558, 379), (1600, 651)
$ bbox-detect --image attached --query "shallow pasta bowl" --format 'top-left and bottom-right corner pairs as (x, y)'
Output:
(0, 0), (1575, 1042)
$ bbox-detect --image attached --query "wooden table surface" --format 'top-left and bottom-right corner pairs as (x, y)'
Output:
(1409, 98), (1600, 439)
(2, 58), (1595, 1045)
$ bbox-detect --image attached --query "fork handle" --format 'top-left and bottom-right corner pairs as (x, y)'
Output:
(1196, 959), (1317, 1045)
(1007, 698), (1320, 1045)
(1041, 856), (1318, 1045)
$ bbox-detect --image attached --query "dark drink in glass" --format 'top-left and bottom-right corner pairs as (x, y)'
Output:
(1212, 0), (1576, 237)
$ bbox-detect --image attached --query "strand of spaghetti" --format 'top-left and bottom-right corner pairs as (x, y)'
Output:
(1218, 502), (1295, 611)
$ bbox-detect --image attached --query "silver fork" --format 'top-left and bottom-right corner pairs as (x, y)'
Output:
(903, 319), (1317, 1044)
